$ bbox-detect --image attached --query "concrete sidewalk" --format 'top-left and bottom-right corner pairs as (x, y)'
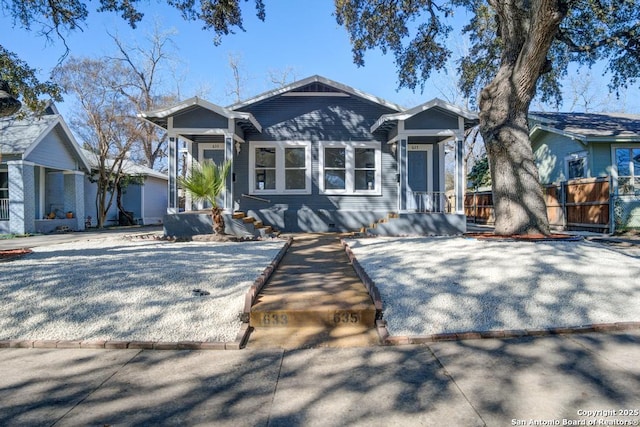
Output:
(1, 331), (638, 426)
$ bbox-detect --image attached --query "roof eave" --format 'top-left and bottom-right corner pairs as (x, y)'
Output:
(529, 124), (589, 146)
(228, 75), (405, 112)
(20, 116), (92, 172)
(370, 98), (478, 133)
(139, 97), (262, 133)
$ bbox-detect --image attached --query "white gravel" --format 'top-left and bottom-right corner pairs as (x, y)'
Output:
(0, 236), (287, 342)
(346, 236), (640, 337)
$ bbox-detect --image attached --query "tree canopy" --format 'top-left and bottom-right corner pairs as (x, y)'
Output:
(4, 0), (639, 234)
(336, 0), (639, 235)
(335, 0), (639, 108)
(0, 0), (266, 113)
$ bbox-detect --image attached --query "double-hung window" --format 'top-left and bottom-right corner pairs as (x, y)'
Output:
(565, 151), (588, 180)
(614, 146), (640, 195)
(0, 169), (8, 221)
(249, 141), (311, 194)
(319, 142), (381, 195)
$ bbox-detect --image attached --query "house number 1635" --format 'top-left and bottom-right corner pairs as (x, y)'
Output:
(333, 312), (360, 324)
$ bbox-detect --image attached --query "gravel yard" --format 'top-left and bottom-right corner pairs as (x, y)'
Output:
(346, 236), (640, 337)
(0, 236), (287, 343)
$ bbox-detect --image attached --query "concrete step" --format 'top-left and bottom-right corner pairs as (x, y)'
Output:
(242, 216), (256, 224)
(232, 212), (246, 219)
(247, 324), (380, 349)
(250, 306), (376, 329)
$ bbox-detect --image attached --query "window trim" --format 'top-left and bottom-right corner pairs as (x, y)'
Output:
(249, 141), (312, 195)
(319, 141), (382, 195)
(198, 142), (225, 164)
(564, 151), (588, 180)
(0, 168), (8, 199)
(612, 144), (640, 195)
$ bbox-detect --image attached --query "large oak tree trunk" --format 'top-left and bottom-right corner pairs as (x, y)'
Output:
(479, 0), (567, 235)
(480, 91), (550, 235)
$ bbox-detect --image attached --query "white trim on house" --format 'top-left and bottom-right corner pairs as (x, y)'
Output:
(529, 123), (590, 145)
(197, 142), (225, 162)
(611, 144), (640, 194)
(229, 75), (404, 112)
(318, 141), (382, 196)
(564, 151), (589, 180)
(21, 117), (91, 173)
(139, 97), (262, 133)
(371, 98), (478, 134)
(248, 141), (312, 195)
(282, 92), (349, 97)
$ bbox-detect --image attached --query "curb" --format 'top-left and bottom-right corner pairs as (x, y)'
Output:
(380, 321), (640, 345)
(0, 323), (254, 351)
(0, 339), (237, 350)
(341, 238), (384, 317)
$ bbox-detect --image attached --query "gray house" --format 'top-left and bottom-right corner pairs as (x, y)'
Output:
(140, 75), (477, 235)
(1, 105), (168, 234)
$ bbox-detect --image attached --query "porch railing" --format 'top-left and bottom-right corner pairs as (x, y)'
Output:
(410, 192), (450, 213)
(0, 198), (8, 220)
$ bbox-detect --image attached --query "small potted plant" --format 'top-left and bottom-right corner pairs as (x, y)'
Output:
(66, 211), (74, 219)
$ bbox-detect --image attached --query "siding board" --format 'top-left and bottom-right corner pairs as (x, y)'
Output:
(232, 94), (399, 224)
(405, 108), (458, 129)
(25, 125), (78, 170)
(174, 107), (228, 129)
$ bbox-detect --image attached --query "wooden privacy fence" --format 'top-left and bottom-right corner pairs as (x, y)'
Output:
(465, 177), (611, 232)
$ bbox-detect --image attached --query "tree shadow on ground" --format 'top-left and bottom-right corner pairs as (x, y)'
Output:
(0, 332), (638, 426)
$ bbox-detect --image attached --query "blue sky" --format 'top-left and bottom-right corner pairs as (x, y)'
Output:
(2, 1), (639, 117)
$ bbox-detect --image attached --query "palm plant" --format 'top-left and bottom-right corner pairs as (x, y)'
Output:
(179, 160), (232, 235)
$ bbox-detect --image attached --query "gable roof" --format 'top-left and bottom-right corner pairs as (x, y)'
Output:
(371, 98), (478, 133)
(0, 110), (91, 172)
(529, 112), (640, 142)
(138, 97), (262, 133)
(228, 75), (405, 112)
(80, 149), (168, 181)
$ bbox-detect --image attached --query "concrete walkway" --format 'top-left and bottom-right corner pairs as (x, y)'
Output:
(248, 233), (379, 349)
(1, 331), (638, 426)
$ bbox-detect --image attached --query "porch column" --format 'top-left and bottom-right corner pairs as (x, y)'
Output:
(63, 171), (85, 231)
(167, 135), (178, 214)
(224, 134), (233, 212)
(455, 135), (464, 214)
(399, 138), (408, 212)
(7, 160), (36, 234)
(182, 139), (193, 212)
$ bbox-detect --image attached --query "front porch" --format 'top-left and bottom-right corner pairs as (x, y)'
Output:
(0, 163), (86, 235)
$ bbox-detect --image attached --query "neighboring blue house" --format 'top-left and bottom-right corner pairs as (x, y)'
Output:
(530, 111), (640, 228)
(0, 104), (90, 234)
(140, 75), (477, 235)
(1, 105), (168, 234)
(81, 150), (168, 227)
